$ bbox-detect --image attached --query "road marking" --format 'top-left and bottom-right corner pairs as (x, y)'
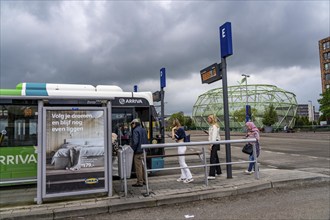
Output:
(264, 151), (272, 153)
(276, 152), (285, 155)
(307, 156), (319, 159)
(290, 154), (300, 156)
(267, 165), (278, 168)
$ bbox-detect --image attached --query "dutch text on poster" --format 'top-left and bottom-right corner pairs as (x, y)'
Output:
(44, 108), (106, 195)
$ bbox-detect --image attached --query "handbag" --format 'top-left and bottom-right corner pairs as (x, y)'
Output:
(213, 144), (220, 151)
(184, 134), (191, 142)
(242, 143), (253, 155)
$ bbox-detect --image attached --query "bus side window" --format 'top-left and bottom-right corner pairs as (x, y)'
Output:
(0, 105), (38, 147)
(14, 119), (25, 141)
(0, 118), (8, 146)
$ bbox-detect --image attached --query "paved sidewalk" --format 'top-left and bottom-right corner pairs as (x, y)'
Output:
(1, 168), (329, 220)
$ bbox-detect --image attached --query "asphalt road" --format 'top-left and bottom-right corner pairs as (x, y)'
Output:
(81, 182), (330, 220)
(231, 132), (330, 173)
(163, 131), (330, 176)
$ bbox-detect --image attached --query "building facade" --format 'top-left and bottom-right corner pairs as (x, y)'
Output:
(297, 104), (309, 118)
(297, 104), (318, 122)
(319, 36), (330, 93)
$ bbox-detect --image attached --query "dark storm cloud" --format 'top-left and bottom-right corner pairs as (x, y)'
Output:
(0, 1), (329, 114)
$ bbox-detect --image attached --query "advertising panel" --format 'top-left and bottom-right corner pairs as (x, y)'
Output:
(43, 107), (107, 195)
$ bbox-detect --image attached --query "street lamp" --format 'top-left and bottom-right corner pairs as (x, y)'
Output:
(308, 100), (314, 129)
(242, 74), (250, 122)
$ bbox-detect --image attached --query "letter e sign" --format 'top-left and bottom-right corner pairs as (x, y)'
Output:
(219, 22), (233, 58)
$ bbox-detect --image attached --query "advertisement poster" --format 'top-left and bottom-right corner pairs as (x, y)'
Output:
(44, 108), (106, 194)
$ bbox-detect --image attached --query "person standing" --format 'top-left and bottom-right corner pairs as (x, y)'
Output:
(244, 121), (260, 174)
(130, 118), (148, 187)
(284, 124), (288, 133)
(172, 118), (194, 183)
(207, 114), (222, 180)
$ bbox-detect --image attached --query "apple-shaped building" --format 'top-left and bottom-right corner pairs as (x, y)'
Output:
(192, 84), (298, 131)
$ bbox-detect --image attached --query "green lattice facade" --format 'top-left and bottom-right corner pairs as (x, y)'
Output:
(192, 84), (298, 131)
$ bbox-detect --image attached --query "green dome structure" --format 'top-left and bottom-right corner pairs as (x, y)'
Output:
(192, 84), (298, 131)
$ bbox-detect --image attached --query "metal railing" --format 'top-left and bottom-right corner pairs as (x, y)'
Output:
(141, 138), (259, 196)
(0, 178), (37, 186)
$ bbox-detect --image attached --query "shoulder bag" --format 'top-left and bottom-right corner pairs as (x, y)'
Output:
(242, 143), (253, 155)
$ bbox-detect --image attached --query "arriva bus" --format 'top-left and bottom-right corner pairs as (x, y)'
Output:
(0, 82), (164, 186)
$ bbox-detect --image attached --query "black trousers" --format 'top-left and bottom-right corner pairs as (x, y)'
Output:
(209, 144), (222, 176)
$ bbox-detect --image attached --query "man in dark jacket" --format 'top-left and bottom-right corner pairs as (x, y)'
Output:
(130, 118), (148, 187)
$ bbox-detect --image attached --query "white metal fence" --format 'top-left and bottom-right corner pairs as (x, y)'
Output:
(141, 138), (259, 196)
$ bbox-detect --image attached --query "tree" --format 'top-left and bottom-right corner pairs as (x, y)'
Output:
(233, 108), (246, 122)
(166, 112), (195, 130)
(262, 104), (278, 126)
(318, 88), (330, 123)
(183, 116), (196, 130)
(166, 112), (184, 131)
(233, 107), (258, 122)
(295, 116), (310, 126)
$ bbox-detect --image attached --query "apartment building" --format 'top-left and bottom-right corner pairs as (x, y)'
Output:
(319, 36), (330, 93)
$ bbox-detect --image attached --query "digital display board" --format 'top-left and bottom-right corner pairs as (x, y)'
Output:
(200, 63), (222, 84)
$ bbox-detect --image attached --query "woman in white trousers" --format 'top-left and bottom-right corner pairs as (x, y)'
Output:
(171, 118), (193, 183)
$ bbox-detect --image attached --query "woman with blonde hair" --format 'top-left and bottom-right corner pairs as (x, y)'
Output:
(207, 114), (222, 180)
(171, 118), (194, 183)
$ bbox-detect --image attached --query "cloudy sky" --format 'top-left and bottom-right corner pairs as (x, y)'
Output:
(1, 0), (329, 115)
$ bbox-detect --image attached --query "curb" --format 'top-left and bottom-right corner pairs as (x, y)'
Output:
(1, 174), (329, 220)
(0, 176), (330, 219)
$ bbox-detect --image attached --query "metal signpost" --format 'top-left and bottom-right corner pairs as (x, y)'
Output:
(160, 67), (166, 144)
(220, 22), (233, 178)
(200, 22), (233, 178)
(241, 74), (250, 122)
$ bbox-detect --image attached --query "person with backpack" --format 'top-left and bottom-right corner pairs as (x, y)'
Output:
(207, 114), (222, 180)
(171, 118), (194, 183)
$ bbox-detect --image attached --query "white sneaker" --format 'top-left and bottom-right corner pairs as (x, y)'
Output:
(177, 178), (186, 182)
(207, 176), (216, 180)
(183, 178), (194, 183)
(244, 170), (254, 175)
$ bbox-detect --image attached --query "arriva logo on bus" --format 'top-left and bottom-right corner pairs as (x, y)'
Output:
(0, 154), (37, 165)
(119, 98), (143, 105)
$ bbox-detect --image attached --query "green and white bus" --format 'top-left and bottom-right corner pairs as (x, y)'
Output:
(0, 82), (164, 187)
